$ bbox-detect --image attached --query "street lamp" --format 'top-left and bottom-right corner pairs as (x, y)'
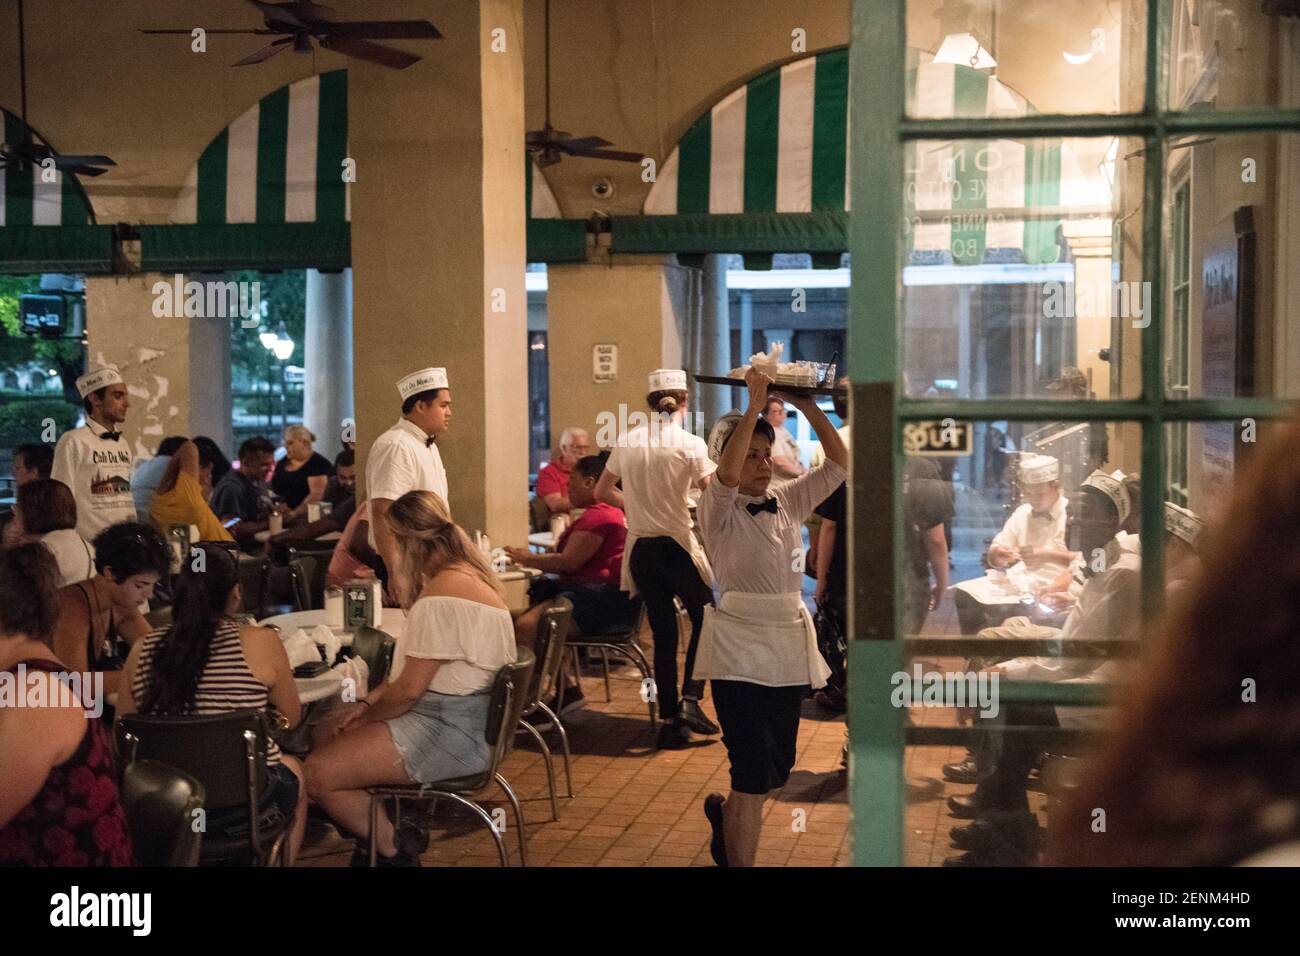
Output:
(260, 321), (295, 432)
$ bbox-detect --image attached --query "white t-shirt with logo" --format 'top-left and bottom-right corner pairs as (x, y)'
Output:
(365, 417), (449, 548)
(51, 422), (136, 541)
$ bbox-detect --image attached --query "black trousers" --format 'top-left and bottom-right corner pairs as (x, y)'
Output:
(972, 702), (1058, 813)
(628, 536), (714, 721)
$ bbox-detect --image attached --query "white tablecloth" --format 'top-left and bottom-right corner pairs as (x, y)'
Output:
(262, 608), (408, 704)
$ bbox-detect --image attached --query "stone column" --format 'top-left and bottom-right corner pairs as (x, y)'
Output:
(84, 273), (233, 461)
(697, 253), (732, 424)
(350, 0), (529, 541)
(303, 268), (353, 460)
(544, 257), (692, 450)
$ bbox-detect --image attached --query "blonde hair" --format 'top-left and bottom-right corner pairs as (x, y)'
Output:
(384, 490), (503, 608)
(284, 424), (316, 444)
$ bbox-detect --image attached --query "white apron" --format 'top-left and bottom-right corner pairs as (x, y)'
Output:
(620, 528), (714, 599)
(693, 591), (831, 689)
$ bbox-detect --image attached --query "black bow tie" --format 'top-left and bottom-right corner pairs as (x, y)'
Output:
(425, 435), (436, 448)
(100, 431), (121, 441)
(1031, 509), (1054, 521)
(746, 497), (779, 516)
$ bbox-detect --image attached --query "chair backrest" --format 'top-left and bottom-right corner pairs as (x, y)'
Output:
(352, 626), (397, 691)
(288, 556), (316, 611)
(483, 651), (536, 773)
(117, 709), (271, 810)
(241, 556), (269, 617)
(527, 597), (572, 707)
(288, 544), (332, 605)
(120, 759), (205, 867)
(529, 496), (552, 533)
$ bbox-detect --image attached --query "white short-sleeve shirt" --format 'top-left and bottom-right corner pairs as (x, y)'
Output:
(390, 595), (518, 696)
(365, 418), (449, 548)
(990, 495), (1068, 554)
(51, 422), (137, 541)
(604, 422), (715, 539)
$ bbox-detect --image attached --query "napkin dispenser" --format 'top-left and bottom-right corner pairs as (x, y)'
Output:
(343, 578), (384, 630)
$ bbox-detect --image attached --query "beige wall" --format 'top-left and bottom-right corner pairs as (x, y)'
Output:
(545, 256), (692, 454)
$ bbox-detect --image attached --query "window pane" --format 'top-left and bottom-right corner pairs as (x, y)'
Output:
(1166, 0), (1300, 112)
(901, 137), (1145, 398)
(905, 0), (1147, 118)
(1162, 132), (1300, 399)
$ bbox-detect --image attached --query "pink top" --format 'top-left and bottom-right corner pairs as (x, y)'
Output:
(535, 459), (571, 500)
(557, 502), (627, 585)
(327, 501), (375, 588)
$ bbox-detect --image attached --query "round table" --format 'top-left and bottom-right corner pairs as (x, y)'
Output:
(254, 529), (343, 544)
(527, 532), (556, 552)
(261, 608), (408, 703)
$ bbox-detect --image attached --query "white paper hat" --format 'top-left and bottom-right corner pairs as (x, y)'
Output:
(706, 411), (743, 463)
(1164, 502), (1204, 549)
(1019, 455), (1060, 485)
(76, 364), (124, 398)
(397, 367), (448, 401)
(648, 369), (687, 392)
(1082, 468), (1131, 525)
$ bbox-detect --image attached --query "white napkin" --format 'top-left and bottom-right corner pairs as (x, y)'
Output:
(283, 630), (322, 669)
(306, 624), (342, 665)
(332, 656), (371, 700)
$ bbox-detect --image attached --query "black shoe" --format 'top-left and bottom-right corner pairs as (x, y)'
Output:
(395, 819), (430, 857)
(656, 720), (691, 750)
(350, 842), (421, 867)
(946, 794), (982, 819)
(679, 698), (720, 735)
(950, 819), (1001, 851)
(942, 759), (979, 784)
(550, 684), (586, 716)
(951, 815), (1042, 853)
(522, 708), (555, 733)
(704, 793), (728, 867)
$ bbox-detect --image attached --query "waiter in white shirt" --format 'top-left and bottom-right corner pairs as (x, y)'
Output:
(694, 367), (847, 867)
(366, 367), (452, 598)
(51, 365), (137, 542)
(952, 454), (1074, 634)
(594, 369), (719, 748)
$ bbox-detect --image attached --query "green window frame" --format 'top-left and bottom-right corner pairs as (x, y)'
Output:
(845, 0), (1300, 866)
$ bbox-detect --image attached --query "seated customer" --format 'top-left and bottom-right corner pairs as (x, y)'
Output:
(0, 545), (133, 866)
(118, 543), (307, 864)
(9, 478), (95, 586)
(535, 427), (591, 515)
(150, 439), (234, 542)
(269, 449), (359, 548)
(132, 436), (186, 522)
(211, 436), (277, 548)
(191, 436), (232, 498)
(272, 425), (332, 519)
(51, 522), (171, 715)
(305, 490), (517, 867)
(507, 453), (635, 643)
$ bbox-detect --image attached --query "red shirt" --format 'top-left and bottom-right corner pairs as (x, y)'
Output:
(557, 502), (627, 585)
(536, 459), (572, 500)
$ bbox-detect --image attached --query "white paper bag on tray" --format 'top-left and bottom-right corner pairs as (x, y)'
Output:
(283, 630), (322, 669)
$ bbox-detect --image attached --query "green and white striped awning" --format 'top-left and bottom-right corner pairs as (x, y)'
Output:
(1, 109), (96, 226)
(643, 48), (1095, 266)
(171, 69), (562, 225)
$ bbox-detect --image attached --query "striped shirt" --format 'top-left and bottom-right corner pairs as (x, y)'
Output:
(131, 620), (281, 763)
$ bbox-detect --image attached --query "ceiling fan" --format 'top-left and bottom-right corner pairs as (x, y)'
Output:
(526, 0), (642, 167)
(141, 1), (441, 70)
(0, 0), (116, 177)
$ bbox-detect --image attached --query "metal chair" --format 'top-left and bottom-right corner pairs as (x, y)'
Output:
(529, 496), (552, 534)
(119, 759), (206, 867)
(351, 626), (397, 692)
(515, 598), (574, 820)
(117, 709), (291, 866)
(366, 650), (536, 867)
(238, 555), (267, 617)
(563, 594), (656, 730)
(288, 544), (333, 608)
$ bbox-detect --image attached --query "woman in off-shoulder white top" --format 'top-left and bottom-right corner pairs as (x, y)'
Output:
(305, 490), (517, 866)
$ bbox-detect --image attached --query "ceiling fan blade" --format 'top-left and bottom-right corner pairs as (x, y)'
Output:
(326, 20), (442, 40)
(233, 37), (294, 66)
(570, 148), (646, 163)
(556, 135), (613, 151)
(527, 128), (573, 145)
(140, 28), (275, 34)
(248, 0), (309, 29)
(52, 154), (116, 168)
(321, 36), (421, 69)
(59, 163), (110, 177)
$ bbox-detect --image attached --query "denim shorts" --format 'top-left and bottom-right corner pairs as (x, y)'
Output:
(385, 690), (492, 784)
